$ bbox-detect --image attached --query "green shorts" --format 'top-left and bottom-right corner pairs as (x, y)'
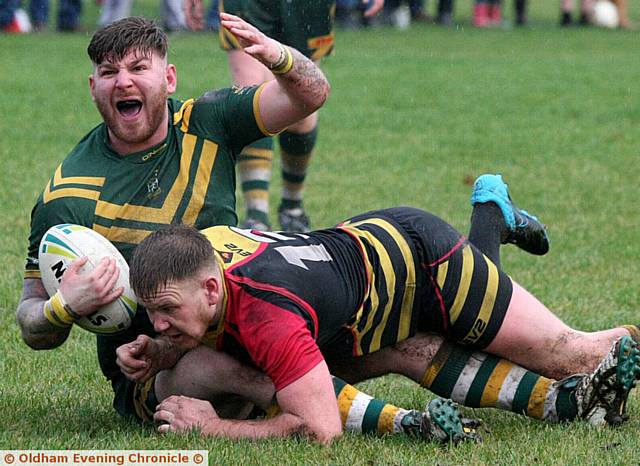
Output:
(220, 0), (336, 60)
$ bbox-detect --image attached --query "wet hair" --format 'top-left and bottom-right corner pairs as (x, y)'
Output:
(130, 224), (217, 300)
(87, 17), (168, 65)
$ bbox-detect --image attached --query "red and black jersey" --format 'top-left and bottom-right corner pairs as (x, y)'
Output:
(201, 207), (512, 391)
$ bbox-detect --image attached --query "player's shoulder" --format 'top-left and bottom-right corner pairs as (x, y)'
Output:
(195, 85), (258, 106)
(61, 124), (109, 170)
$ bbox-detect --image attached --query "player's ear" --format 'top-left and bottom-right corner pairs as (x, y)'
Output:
(203, 275), (221, 305)
(89, 74), (96, 101)
(166, 64), (177, 94)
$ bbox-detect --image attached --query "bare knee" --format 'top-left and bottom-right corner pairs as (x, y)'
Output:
(155, 345), (275, 417)
(327, 332), (444, 384)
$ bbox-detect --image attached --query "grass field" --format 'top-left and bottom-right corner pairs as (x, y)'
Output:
(1, 1), (639, 464)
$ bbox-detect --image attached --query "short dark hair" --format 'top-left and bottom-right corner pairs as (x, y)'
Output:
(130, 224), (216, 300)
(87, 17), (168, 65)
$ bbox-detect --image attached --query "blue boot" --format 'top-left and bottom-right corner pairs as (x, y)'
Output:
(471, 174), (550, 255)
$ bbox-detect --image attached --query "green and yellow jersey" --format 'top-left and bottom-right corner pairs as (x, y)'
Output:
(24, 85), (270, 405)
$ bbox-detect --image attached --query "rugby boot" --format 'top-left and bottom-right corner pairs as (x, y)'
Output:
(559, 336), (640, 426)
(401, 398), (482, 443)
(278, 205), (311, 233)
(471, 174), (550, 255)
(240, 215), (271, 232)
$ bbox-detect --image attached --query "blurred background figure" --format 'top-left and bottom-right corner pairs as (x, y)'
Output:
(514, 0), (527, 25)
(98, 0), (190, 31)
(435, 0), (454, 25)
(384, 0), (431, 25)
(0, 0), (31, 32)
(204, 0), (219, 30)
(473, 0), (501, 27)
(29, 0), (47, 30)
(559, 0), (593, 26)
(336, 0), (369, 29)
(610, 0), (633, 28)
(57, 0), (81, 30)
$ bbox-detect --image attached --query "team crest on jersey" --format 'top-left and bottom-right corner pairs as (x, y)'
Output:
(146, 170), (161, 199)
(217, 250), (234, 264)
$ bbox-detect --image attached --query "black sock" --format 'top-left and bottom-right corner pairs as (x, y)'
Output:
(468, 203), (506, 267)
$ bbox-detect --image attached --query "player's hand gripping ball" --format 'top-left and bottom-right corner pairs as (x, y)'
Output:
(39, 224), (137, 334)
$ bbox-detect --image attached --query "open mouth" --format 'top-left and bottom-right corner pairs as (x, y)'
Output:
(116, 99), (142, 118)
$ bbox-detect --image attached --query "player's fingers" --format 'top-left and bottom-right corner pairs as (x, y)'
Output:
(158, 397), (179, 410)
(119, 356), (147, 371)
(67, 256), (89, 274)
(154, 408), (176, 424)
(102, 285), (124, 305)
(157, 423), (172, 434)
(127, 335), (149, 357)
(219, 12), (244, 23)
(228, 27), (256, 42)
(90, 257), (114, 285)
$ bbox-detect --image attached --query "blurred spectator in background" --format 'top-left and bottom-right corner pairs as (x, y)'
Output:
(0, 0), (31, 32)
(29, 0), (47, 30)
(204, 0), (218, 30)
(435, 0), (454, 25)
(611, 0), (633, 28)
(385, 0), (431, 24)
(560, 0), (593, 26)
(514, 0), (527, 25)
(336, 0), (363, 29)
(473, 0), (501, 27)
(57, 0), (82, 31)
(98, 0), (190, 31)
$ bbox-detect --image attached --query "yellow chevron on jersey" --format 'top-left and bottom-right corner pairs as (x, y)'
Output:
(200, 226), (263, 269)
(43, 164), (104, 203)
(93, 135), (218, 246)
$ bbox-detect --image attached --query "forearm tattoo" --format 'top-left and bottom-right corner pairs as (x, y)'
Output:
(279, 48), (329, 105)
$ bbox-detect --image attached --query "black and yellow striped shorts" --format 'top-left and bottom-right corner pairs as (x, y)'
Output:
(431, 240), (513, 349)
(112, 375), (159, 423)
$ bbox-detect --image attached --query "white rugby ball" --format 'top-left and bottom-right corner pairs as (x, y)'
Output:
(592, 0), (619, 28)
(39, 224), (137, 334)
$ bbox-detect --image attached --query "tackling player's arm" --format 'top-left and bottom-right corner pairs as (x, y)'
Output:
(117, 334), (188, 383)
(17, 256), (123, 349)
(155, 360), (342, 444)
(219, 12), (330, 134)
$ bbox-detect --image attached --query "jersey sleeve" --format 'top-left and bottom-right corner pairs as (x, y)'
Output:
(233, 294), (325, 392)
(187, 84), (273, 156)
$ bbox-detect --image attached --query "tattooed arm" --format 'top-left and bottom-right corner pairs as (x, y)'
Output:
(17, 257), (122, 349)
(17, 278), (72, 349)
(219, 12), (330, 133)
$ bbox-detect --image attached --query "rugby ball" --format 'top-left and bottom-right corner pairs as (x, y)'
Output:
(39, 224), (137, 334)
(592, 0), (619, 28)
